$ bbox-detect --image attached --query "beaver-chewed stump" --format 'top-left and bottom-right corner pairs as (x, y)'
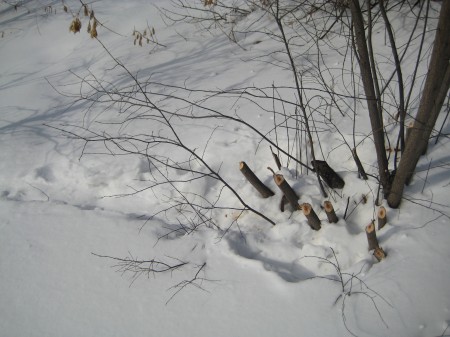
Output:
(366, 222), (379, 251)
(302, 203), (321, 231)
(239, 161), (275, 198)
(378, 206), (387, 230)
(274, 174), (300, 211)
(311, 160), (345, 189)
(324, 201), (338, 223)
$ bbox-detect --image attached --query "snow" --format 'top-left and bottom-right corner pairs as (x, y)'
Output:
(1, 1), (450, 336)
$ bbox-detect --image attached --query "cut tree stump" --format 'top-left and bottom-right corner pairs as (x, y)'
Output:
(373, 247), (386, 262)
(378, 206), (387, 230)
(302, 203), (321, 230)
(274, 174), (299, 210)
(239, 162), (274, 198)
(311, 160), (345, 189)
(365, 222), (379, 251)
(324, 201), (338, 223)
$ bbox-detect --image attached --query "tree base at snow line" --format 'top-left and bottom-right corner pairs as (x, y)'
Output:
(366, 222), (379, 251)
(378, 206), (387, 230)
(352, 148), (368, 180)
(324, 201), (338, 223)
(239, 161), (275, 198)
(311, 160), (345, 189)
(302, 203), (321, 230)
(274, 174), (299, 210)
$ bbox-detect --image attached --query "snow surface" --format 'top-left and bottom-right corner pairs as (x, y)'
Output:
(1, 1), (450, 336)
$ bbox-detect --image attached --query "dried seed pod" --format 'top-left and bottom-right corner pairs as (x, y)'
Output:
(69, 17), (82, 33)
(87, 21), (91, 33)
(90, 10), (95, 19)
(90, 20), (97, 38)
(63, 5), (68, 12)
(83, 4), (89, 16)
(152, 27), (155, 35)
(139, 35), (142, 46)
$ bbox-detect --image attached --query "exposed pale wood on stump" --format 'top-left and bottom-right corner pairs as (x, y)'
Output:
(366, 222), (379, 251)
(274, 174), (299, 210)
(239, 162), (274, 198)
(302, 203), (321, 231)
(377, 206), (387, 230)
(324, 201), (338, 223)
(373, 247), (386, 262)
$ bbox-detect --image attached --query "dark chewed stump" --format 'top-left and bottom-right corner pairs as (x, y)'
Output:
(311, 160), (345, 189)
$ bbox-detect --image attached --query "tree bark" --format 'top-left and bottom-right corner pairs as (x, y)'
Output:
(274, 174), (299, 210)
(388, 0), (450, 208)
(349, 0), (391, 197)
(324, 201), (338, 223)
(302, 203), (321, 230)
(239, 162), (275, 198)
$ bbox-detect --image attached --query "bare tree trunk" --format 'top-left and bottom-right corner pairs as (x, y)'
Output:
(349, 0), (391, 197)
(388, 0), (450, 208)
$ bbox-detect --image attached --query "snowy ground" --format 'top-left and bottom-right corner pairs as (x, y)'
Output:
(1, 1), (450, 336)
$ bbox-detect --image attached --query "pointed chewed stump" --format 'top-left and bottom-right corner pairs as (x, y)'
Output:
(324, 201), (338, 223)
(311, 160), (345, 189)
(239, 161), (275, 198)
(302, 203), (321, 231)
